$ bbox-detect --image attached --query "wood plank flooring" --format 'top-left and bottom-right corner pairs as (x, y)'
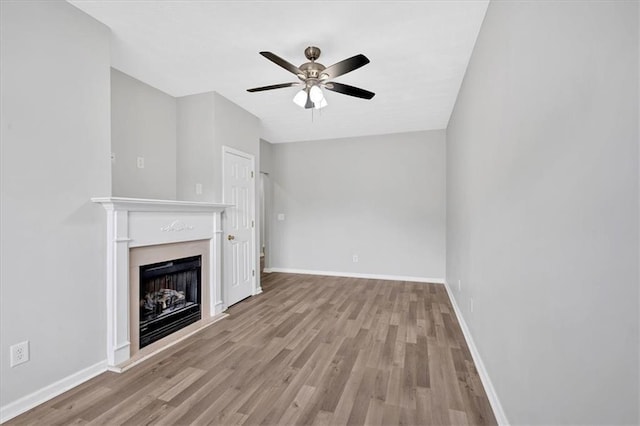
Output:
(8, 273), (497, 425)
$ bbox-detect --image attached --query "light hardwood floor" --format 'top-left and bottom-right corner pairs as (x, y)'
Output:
(8, 273), (497, 425)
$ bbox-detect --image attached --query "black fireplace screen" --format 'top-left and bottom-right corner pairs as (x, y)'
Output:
(139, 255), (202, 348)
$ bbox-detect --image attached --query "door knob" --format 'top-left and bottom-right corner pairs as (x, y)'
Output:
(227, 234), (235, 241)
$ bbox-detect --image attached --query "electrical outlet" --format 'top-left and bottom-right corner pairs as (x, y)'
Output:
(195, 183), (203, 195)
(352, 254), (359, 263)
(469, 298), (474, 313)
(10, 341), (29, 367)
(458, 279), (462, 291)
(136, 157), (145, 169)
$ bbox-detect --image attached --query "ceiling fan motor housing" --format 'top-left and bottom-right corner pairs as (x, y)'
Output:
(299, 62), (325, 80)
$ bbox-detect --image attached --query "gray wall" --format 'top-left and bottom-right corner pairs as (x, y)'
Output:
(213, 93), (261, 204)
(269, 130), (446, 279)
(260, 139), (274, 175)
(176, 92), (260, 203)
(260, 139), (274, 263)
(111, 68), (177, 199)
(0, 0), (111, 408)
(446, 1), (639, 424)
(176, 92), (215, 201)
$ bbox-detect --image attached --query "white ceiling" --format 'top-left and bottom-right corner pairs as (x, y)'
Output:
(69, 1), (488, 143)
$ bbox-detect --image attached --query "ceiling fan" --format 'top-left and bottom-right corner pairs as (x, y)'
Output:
(247, 46), (375, 110)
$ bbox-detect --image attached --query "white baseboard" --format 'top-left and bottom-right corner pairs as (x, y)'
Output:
(443, 282), (509, 426)
(214, 301), (225, 315)
(0, 360), (107, 423)
(264, 267), (445, 284)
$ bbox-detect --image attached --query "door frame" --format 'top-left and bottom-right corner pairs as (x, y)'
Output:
(221, 145), (260, 309)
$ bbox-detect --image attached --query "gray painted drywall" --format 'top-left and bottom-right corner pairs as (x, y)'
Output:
(176, 92), (260, 203)
(446, 1), (639, 424)
(260, 139), (274, 175)
(111, 69), (176, 199)
(269, 130), (446, 279)
(176, 92), (216, 201)
(260, 139), (274, 265)
(212, 93), (260, 201)
(0, 0), (111, 408)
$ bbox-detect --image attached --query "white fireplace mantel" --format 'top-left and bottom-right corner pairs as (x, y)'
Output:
(92, 197), (231, 368)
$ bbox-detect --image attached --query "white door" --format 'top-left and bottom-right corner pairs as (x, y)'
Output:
(223, 147), (255, 306)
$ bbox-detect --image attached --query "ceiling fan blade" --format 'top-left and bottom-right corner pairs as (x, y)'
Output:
(247, 82), (301, 92)
(324, 82), (375, 100)
(320, 54), (370, 80)
(260, 51), (304, 77)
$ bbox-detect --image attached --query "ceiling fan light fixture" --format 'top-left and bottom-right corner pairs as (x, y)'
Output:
(292, 89), (307, 108)
(249, 47), (375, 110)
(309, 85), (324, 104)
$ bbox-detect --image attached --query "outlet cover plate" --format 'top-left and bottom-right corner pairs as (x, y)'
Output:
(10, 341), (29, 367)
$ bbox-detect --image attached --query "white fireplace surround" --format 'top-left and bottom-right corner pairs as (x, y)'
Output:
(92, 197), (231, 368)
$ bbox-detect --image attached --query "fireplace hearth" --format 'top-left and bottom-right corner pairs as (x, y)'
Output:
(139, 255), (202, 348)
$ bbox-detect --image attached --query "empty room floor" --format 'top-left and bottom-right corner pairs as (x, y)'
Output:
(8, 273), (497, 425)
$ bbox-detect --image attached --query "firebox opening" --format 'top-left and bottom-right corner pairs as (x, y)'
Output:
(139, 255), (202, 348)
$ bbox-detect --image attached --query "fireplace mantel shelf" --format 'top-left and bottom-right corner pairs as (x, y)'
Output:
(92, 197), (232, 212)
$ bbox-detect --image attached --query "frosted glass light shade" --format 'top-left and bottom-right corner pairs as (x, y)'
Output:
(309, 85), (324, 103)
(293, 89), (307, 107)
